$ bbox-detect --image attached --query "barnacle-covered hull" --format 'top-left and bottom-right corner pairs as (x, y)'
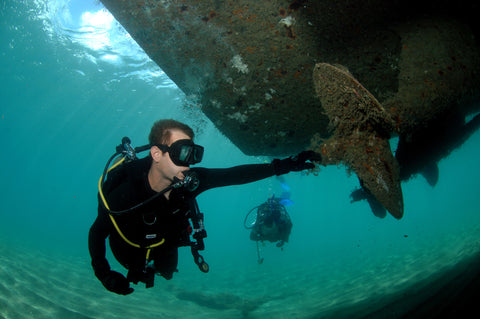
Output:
(100, 0), (480, 218)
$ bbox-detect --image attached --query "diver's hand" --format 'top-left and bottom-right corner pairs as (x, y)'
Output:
(100, 270), (134, 295)
(272, 150), (321, 175)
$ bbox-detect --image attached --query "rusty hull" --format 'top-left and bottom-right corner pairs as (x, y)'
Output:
(99, 0), (480, 218)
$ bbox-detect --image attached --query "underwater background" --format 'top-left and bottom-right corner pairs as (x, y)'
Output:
(1, 1), (480, 318)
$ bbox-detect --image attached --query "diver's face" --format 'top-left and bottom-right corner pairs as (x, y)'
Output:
(158, 129), (191, 181)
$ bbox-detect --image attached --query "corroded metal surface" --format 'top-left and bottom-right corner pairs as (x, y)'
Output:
(100, 0), (479, 155)
(99, 0), (400, 155)
(312, 63), (403, 218)
(100, 0), (480, 218)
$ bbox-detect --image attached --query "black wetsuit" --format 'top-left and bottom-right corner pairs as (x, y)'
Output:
(88, 156), (276, 282)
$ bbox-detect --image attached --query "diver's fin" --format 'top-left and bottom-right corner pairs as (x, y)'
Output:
(312, 63), (403, 219)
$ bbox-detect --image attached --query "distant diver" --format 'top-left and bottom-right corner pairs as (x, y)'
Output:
(88, 119), (321, 295)
(245, 196), (293, 264)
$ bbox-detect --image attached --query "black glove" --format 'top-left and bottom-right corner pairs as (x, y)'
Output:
(100, 270), (134, 295)
(272, 150), (322, 176)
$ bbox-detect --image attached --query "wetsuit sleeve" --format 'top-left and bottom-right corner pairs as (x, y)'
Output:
(193, 163), (276, 194)
(88, 204), (112, 280)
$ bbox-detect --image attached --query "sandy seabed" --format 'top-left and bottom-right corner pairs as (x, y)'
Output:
(1, 227), (480, 319)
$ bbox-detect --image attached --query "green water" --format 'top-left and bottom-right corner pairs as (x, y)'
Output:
(1, 1), (480, 318)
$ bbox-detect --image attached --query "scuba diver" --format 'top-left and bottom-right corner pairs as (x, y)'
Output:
(88, 119), (321, 295)
(245, 196), (293, 263)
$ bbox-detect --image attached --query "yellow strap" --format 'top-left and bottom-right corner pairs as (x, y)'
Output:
(109, 214), (165, 248)
(98, 157), (126, 211)
(146, 248), (151, 260)
(99, 156), (165, 250)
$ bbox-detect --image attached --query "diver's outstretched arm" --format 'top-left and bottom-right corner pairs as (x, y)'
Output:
(193, 151), (321, 194)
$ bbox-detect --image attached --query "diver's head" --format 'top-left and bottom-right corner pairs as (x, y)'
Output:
(149, 119), (195, 146)
(149, 120), (204, 184)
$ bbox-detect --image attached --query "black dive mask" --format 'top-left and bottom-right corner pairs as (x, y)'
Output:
(155, 139), (204, 167)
